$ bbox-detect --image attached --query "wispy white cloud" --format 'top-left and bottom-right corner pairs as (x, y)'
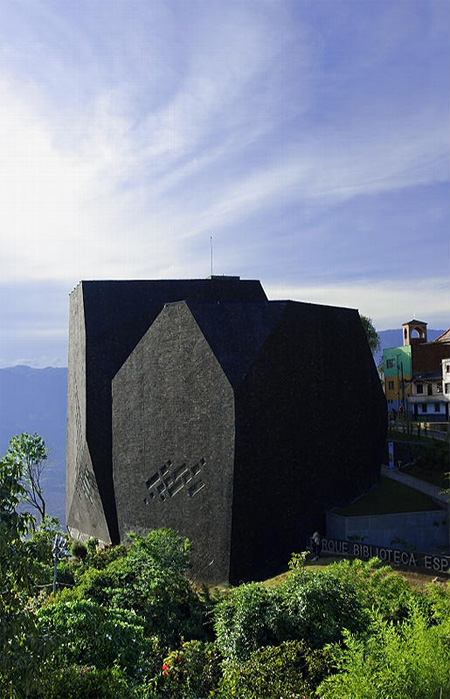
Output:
(0, 0), (448, 362)
(265, 277), (450, 331)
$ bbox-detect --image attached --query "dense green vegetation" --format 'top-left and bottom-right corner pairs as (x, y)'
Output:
(2, 438), (450, 698)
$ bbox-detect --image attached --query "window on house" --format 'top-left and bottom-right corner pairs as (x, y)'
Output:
(434, 403), (441, 412)
(388, 381), (394, 390)
(421, 404), (427, 413)
(427, 384), (433, 396)
(436, 383), (443, 393)
(386, 359), (395, 368)
(446, 364), (450, 373)
(416, 384), (423, 394)
(445, 383), (450, 394)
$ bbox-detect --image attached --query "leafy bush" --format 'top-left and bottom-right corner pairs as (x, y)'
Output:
(220, 640), (331, 699)
(38, 664), (132, 699)
(214, 582), (279, 661)
(154, 640), (223, 698)
(415, 439), (449, 473)
(84, 541), (128, 570)
(71, 541), (88, 561)
(215, 565), (366, 662)
(318, 603), (450, 699)
(72, 529), (207, 647)
(26, 515), (64, 565)
(280, 568), (367, 648)
(322, 557), (415, 623)
(426, 580), (450, 622)
(38, 599), (157, 681)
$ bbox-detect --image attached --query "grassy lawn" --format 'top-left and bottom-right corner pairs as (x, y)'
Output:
(263, 557), (447, 589)
(336, 476), (440, 516)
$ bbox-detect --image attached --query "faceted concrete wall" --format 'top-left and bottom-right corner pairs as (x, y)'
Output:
(66, 284), (110, 542)
(113, 303), (235, 584)
(230, 301), (387, 581)
(66, 278), (267, 545)
(110, 297), (387, 584)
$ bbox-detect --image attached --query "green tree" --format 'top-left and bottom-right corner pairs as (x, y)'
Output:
(74, 529), (207, 647)
(5, 432), (48, 519)
(37, 599), (157, 681)
(360, 314), (380, 355)
(0, 449), (41, 696)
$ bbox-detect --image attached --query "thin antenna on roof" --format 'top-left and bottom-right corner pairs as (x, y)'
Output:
(210, 235), (214, 277)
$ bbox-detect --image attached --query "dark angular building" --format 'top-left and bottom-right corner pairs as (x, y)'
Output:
(66, 277), (266, 545)
(67, 277), (387, 584)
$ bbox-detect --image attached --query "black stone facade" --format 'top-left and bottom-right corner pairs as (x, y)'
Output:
(67, 278), (387, 584)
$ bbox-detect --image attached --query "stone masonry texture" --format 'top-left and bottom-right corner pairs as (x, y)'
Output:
(67, 278), (387, 583)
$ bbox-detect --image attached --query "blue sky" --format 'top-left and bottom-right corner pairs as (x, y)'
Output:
(0, 0), (448, 367)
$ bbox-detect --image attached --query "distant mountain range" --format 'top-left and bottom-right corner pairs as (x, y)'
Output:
(0, 328), (445, 525)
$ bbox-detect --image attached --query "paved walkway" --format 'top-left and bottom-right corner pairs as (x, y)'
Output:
(381, 465), (448, 504)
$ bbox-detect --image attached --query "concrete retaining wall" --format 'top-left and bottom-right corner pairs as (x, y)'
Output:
(327, 509), (448, 553)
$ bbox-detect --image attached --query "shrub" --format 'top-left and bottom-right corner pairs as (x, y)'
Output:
(154, 640), (223, 698)
(26, 515), (64, 565)
(220, 640), (331, 699)
(39, 665), (132, 699)
(322, 557), (415, 623)
(72, 529), (208, 647)
(71, 541), (88, 561)
(318, 603), (450, 699)
(280, 568), (367, 648)
(214, 582), (279, 661)
(37, 599), (156, 681)
(426, 580), (450, 622)
(85, 541), (128, 570)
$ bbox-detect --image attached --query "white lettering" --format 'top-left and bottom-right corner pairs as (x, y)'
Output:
(440, 558), (450, 573)
(433, 557), (442, 571)
(317, 539), (448, 572)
